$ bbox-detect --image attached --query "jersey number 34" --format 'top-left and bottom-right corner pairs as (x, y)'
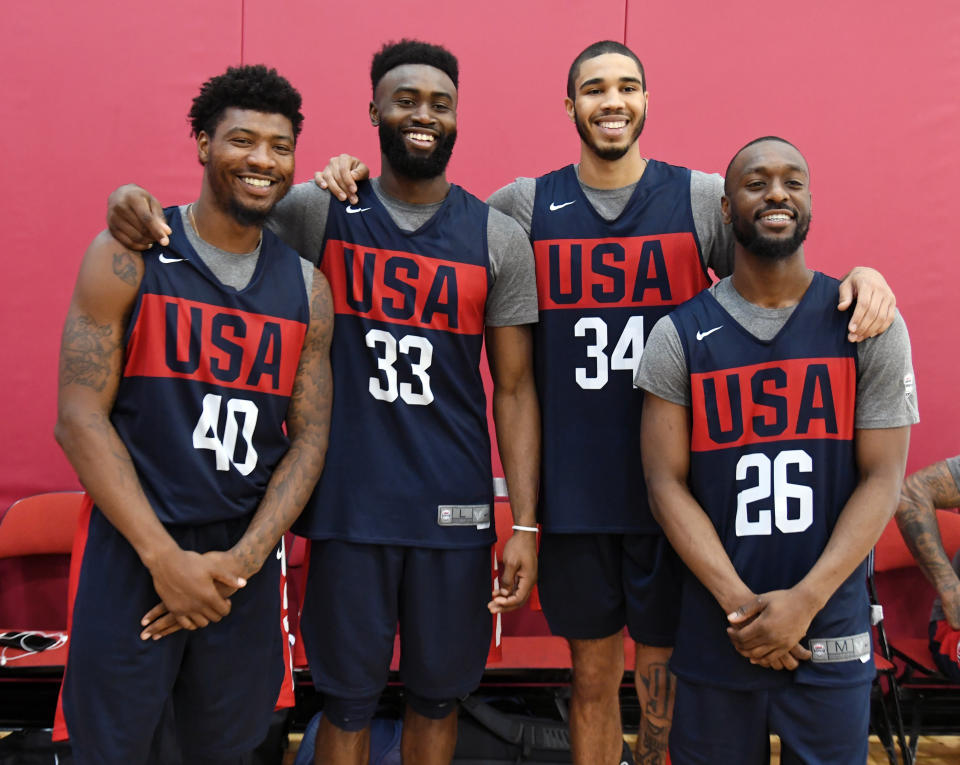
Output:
(575, 315), (644, 390)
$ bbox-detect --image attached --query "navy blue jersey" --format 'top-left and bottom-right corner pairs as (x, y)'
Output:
(669, 273), (871, 689)
(294, 182), (494, 548)
(112, 207), (309, 524)
(531, 162), (711, 533)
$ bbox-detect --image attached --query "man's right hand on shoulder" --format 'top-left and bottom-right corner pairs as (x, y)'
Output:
(142, 544), (246, 633)
(107, 184), (171, 250)
(314, 154), (369, 205)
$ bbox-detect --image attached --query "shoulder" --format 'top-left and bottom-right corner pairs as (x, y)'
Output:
(86, 230), (146, 284)
(647, 312), (683, 350)
(672, 284), (715, 320)
(272, 181), (332, 222)
(486, 207), (534, 271)
(486, 177), (536, 213)
(487, 177), (537, 236)
(487, 205), (529, 240)
(689, 168), (724, 193)
(688, 168), (724, 212)
(72, 230), (146, 315)
(858, 309), (912, 358)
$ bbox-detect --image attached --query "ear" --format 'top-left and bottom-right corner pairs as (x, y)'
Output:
(564, 97), (575, 122)
(369, 101), (380, 126)
(721, 195), (732, 224)
(197, 131), (210, 165)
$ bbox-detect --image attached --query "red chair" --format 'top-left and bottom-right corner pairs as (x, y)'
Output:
(870, 510), (960, 764)
(0, 491), (84, 630)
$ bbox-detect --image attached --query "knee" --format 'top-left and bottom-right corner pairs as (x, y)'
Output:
(406, 691), (457, 720)
(323, 694), (379, 732)
(571, 657), (622, 702)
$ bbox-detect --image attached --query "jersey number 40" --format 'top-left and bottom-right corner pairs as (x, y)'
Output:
(192, 393), (260, 475)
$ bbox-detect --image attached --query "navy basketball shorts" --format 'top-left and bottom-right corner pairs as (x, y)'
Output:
(300, 541), (492, 705)
(538, 532), (681, 644)
(62, 506), (284, 765)
(670, 678), (871, 765)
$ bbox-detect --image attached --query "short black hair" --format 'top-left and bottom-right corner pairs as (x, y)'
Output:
(724, 136), (806, 193)
(567, 40), (645, 99)
(370, 39), (459, 94)
(189, 64), (304, 141)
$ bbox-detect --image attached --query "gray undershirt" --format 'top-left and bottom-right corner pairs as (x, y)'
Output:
(635, 276), (920, 429)
(486, 164), (735, 278)
(179, 205), (313, 301)
(268, 178), (538, 326)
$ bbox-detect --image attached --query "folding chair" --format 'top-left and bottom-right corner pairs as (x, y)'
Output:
(0, 491), (84, 631)
(870, 510), (960, 763)
(0, 491), (83, 728)
(869, 545), (912, 765)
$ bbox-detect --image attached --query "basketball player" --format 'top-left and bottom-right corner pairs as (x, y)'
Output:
(895, 456), (960, 679)
(896, 456), (960, 629)
(636, 136), (916, 763)
(103, 41), (540, 765)
(54, 65), (333, 764)
(316, 41), (897, 765)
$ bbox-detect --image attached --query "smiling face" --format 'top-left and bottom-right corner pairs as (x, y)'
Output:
(565, 53), (648, 161)
(371, 63), (458, 180)
(723, 139), (812, 260)
(198, 107), (295, 226)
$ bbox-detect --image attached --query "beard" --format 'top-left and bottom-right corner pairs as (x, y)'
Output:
(574, 106), (645, 161)
(379, 121), (457, 179)
(731, 205), (812, 260)
(226, 197), (272, 227)
(205, 153), (289, 229)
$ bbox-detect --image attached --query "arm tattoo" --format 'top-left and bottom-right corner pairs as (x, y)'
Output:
(231, 276), (333, 576)
(896, 461), (960, 588)
(59, 314), (121, 391)
(112, 251), (141, 286)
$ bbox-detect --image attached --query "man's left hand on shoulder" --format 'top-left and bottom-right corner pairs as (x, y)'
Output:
(838, 266), (896, 342)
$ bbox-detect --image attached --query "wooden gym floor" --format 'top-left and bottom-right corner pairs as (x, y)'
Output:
(278, 733), (960, 763)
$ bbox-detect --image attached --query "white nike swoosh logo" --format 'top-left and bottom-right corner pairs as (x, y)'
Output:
(549, 201), (576, 211)
(346, 205), (371, 214)
(158, 254), (185, 264)
(696, 326), (723, 341)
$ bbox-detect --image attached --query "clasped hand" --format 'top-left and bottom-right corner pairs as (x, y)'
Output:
(141, 549), (247, 640)
(726, 589), (818, 671)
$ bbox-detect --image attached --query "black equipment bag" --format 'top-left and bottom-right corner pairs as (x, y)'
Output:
(454, 695), (634, 765)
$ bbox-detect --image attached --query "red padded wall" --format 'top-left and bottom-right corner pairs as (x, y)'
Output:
(1, 0), (242, 508)
(1, 1), (957, 510)
(625, 0), (959, 471)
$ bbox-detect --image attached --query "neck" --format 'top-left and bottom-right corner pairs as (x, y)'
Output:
(190, 191), (262, 254)
(577, 142), (647, 189)
(730, 246), (813, 308)
(379, 159), (450, 203)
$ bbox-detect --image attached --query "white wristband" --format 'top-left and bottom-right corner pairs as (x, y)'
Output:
(512, 524), (539, 533)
